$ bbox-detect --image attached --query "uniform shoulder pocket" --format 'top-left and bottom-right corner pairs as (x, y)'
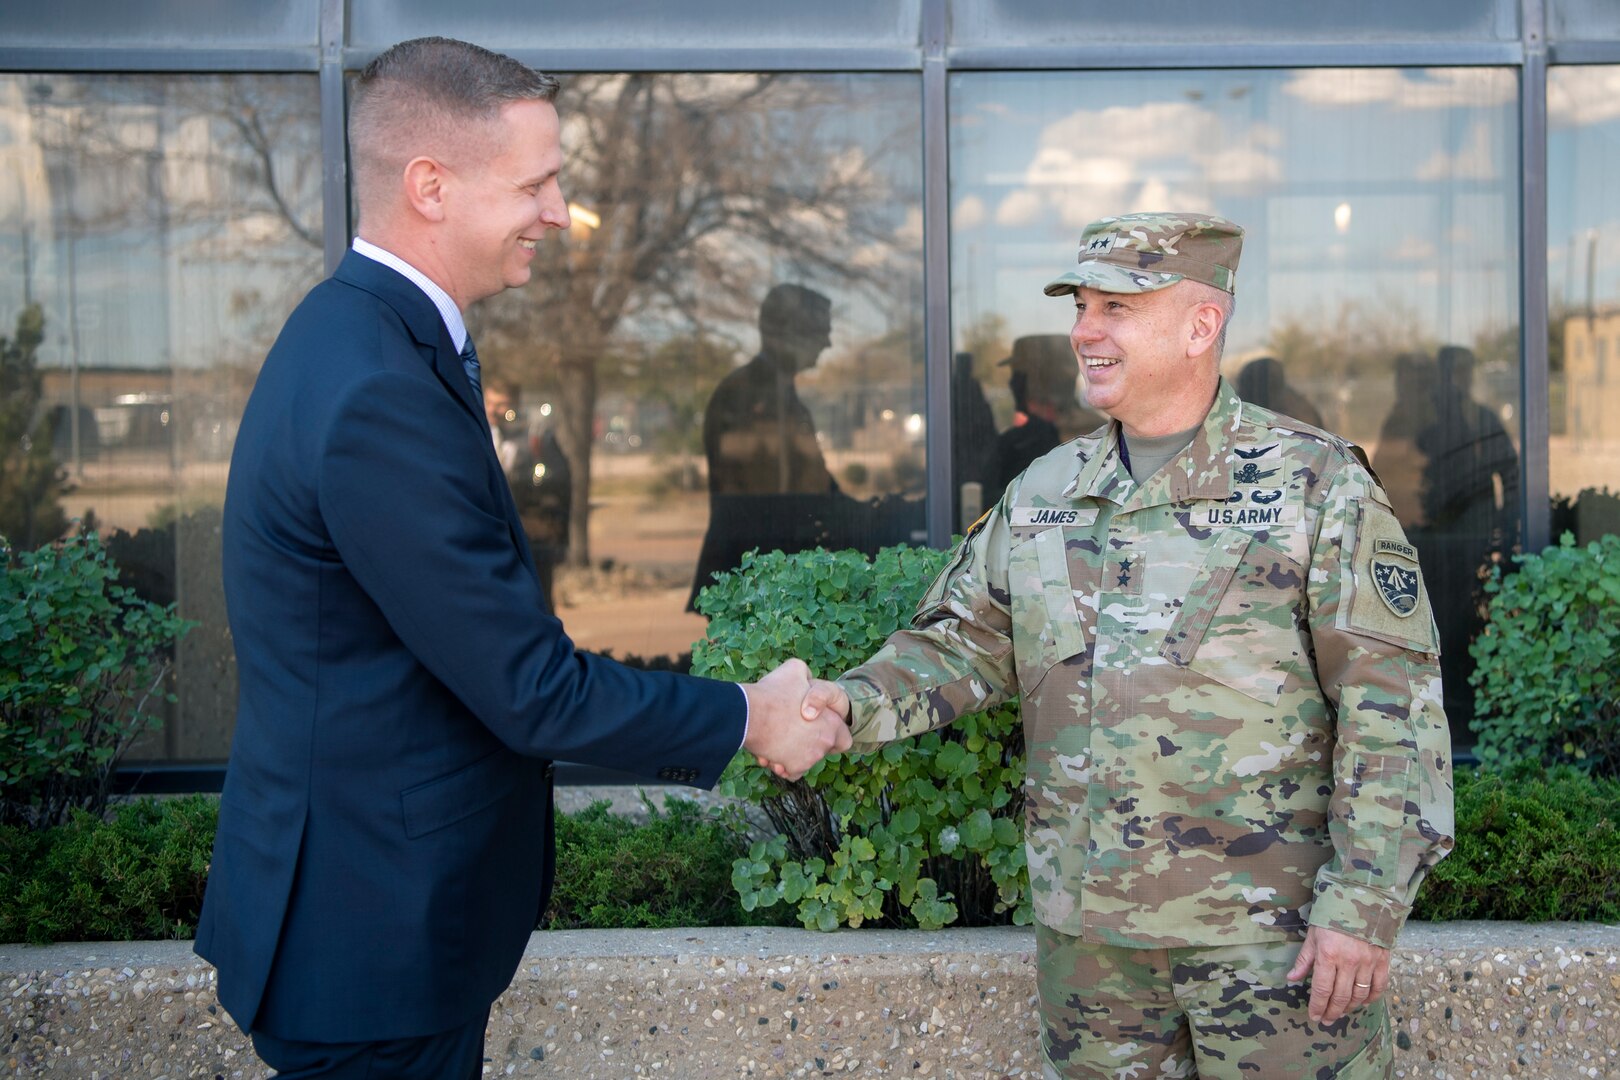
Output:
(1346, 500), (1438, 653)
(1007, 526), (1088, 696)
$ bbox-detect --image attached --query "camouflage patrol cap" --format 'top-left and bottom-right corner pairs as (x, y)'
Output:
(1043, 212), (1244, 297)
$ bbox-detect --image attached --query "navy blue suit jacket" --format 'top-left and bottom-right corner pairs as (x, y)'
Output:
(195, 251), (746, 1042)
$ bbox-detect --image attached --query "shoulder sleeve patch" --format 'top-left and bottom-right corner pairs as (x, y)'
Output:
(1346, 499), (1438, 653)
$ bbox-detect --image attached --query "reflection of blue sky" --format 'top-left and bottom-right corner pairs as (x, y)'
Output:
(950, 68), (1522, 356)
(1549, 66), (1620, 313)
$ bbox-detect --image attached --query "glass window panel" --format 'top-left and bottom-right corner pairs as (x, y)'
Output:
(950, 68), (1520, 744)
(952, 0), (1514, 47)
(0, 73), (324, 761)
(1549, 0), (1620, 42)
(0, 1), (319, 48)
(466, 73), (924, 663)
(350, 1), (921, 54)
(1549, 65), (1620, 543)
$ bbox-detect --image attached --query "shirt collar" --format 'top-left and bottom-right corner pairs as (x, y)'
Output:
(351, 237), (468, 353)
(1063, 379), (1246, 506)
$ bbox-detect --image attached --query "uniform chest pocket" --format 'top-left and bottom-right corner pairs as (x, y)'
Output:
(1159, 528), (1305, 706)
(1007, 526), (1089, 697)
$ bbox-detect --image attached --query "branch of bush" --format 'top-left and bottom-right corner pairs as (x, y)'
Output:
(691, 544), (1031, 931)
(1, 531), (194, 830)
(1469, 530), (1620, 776)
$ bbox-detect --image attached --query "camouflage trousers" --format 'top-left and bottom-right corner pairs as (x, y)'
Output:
(1037, 924), (1390, 1080)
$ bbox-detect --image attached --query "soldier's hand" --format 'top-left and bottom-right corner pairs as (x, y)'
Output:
(1288, 925), (1391, 1025)
(741, 660), (852, 780)
(800, 678), (850, 727)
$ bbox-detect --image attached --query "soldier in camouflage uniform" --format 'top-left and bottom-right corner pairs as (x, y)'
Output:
(800, 213), (1455, 1078)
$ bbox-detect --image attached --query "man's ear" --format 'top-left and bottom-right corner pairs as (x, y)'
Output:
(1186, 298), (1225, 360)
(402, 156), (448, 223)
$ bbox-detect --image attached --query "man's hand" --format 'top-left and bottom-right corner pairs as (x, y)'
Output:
(1288, 925), (1391, 1025)
(741, 660), (851, 780)
(801, 678), (850, 727)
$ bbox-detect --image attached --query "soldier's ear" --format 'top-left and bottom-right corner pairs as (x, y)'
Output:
(1186, 299), (1224, 360)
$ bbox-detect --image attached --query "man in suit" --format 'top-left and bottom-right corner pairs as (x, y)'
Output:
(194, 37), (849, 1079)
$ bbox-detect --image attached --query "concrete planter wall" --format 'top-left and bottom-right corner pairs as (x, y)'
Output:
(2, 922), (1617, 1078)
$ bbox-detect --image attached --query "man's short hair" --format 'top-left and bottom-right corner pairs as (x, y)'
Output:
(349, 37), (560, 219)
(759, 284), (832, 339)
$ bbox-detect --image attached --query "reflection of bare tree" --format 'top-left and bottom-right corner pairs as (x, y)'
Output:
(472, 74), (917, 565)
(24, 75), (320, 250)
(16, 74), (323, 465)
(168, 78), (323, 252)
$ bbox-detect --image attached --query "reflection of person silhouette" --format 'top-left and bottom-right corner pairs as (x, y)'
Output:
(991, 334), (1106, 494)
(951, 351), (998, 530)
(1234, 355), (1324, 429)
(689, 285), (840, 608)
(1373, 352), (1440, 529)
(1419, 345), (1520, 730)
(485, 378), (572, 611)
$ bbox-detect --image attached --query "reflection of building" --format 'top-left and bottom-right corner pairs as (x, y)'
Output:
(1564, 310), (1619, 447)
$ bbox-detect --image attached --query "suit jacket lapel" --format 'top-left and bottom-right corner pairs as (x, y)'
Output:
(332, 251), (539, 581)
(332, 251), (486, 425)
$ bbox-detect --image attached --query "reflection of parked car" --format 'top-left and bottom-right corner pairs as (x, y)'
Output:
(48, 404), (102, 462)
(190, 402), (239, 461)
(95, 393), (175, 450)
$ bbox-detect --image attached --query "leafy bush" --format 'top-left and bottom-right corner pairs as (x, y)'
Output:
(0, 304), (68, 550)
(1412, 766), (1620, 923)
(0, 532), (193, 828)
(1469, 532), (1620, 775)
(692, 545), (1028, 931)
(542, 795), (786, 930)
(0, 795), (217, 944)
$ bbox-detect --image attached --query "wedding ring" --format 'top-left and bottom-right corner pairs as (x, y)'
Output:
(1354, 981), (1372, 988)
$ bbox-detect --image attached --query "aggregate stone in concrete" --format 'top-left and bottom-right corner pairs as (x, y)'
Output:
(1, 923), (1616, 1078)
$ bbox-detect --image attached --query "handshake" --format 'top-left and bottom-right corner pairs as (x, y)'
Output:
(739, 659), (855, 780)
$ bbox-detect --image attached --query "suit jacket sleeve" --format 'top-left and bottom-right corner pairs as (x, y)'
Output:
(316, 366), (745, 785)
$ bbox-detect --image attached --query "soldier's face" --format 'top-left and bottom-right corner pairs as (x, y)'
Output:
(1069, 284), (1203, 435)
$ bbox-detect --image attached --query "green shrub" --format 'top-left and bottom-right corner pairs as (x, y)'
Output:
(0, 795), (216, 944)
(542, 796), (787, 930)
(692, 545), (1028, 931)
(0, 304), (68, 550)
(1469, 532), (1620, 775)
(0, 531), (192, 829)
(1413, 766), (1620, 922)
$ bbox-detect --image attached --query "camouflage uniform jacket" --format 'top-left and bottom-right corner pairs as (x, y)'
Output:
(839, 380), (1455, 950)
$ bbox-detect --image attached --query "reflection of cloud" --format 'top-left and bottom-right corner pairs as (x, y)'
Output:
(1283, 68), (1514, 109)
(954, 194), (985, 229)
(1390, 235), (1437, 262)
(893, 205), (924, 247)
(1200, 146), (1282, 185)
(1550, 68), (1620, 127)
(990, 100), (1281, 232)
(1416, 121), (1497, 181)
(995, 188), (1044, 226)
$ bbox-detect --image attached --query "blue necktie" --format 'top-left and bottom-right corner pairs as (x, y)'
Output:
(460, 337), (483, 404)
